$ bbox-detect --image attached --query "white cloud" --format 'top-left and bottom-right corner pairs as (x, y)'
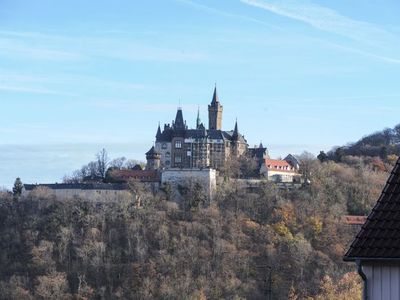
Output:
(240, 0), (400, 64)
(0, 85), (67, 95)
(86, 99), (203, 113)
(240, 0), (392, 43)
(175, 0), (283, 30)
(0, 30), (207, 63)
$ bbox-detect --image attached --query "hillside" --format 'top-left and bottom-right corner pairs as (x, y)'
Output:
(0, 157), (389, 299)
(327, 123), (400, 161)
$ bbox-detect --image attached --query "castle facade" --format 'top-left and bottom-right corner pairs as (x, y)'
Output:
(152, 87), (248, 170)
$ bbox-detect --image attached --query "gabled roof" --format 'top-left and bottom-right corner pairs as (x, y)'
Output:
(265, 158), (292, 168)
(344, 158), (400, 261)
(264, 159), (297, 173)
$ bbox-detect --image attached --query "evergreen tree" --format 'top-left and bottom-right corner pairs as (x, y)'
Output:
(12, 177), (23, 198)
(317, 151), (328, 163)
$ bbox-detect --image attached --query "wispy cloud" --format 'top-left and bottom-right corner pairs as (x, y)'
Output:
(240, 0), (400, 64)
(0, 85), (66, 95)
(240, 0), (391, 43)
(175, 0), (283, 31)
(86, 99), (203, 113)
(0, 30), (207, 63)
(327, 42), (400, 65)
(0, 32), (83, 61)
(0, 71), (146, 96)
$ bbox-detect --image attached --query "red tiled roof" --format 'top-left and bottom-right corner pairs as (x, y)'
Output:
(342, 215), (367, 225)
(110, 169), (160, 182)
(265, 159), (296, 172)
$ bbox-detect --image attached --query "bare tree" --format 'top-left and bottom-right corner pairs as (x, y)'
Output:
(96, 149), (110, 178)
(125, 159), (145, 170)
(109, 157), (126, 170)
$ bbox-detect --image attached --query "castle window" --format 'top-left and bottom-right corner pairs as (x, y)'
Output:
(175, 140), (182, 149)
(162, 143), (167, 149)
(174, 155), (182, 163)
(165, 152), (170, 158)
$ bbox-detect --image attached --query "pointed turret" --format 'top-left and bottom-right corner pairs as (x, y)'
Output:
(232, 119), (239, 141)
(156, 123), (162, 141)
(208, 85), (223, 130)
(211, 85), (219, 105)
(196, 107), (201, 129)
(174, 107), (186, 130)
(146, 146), (161, 170)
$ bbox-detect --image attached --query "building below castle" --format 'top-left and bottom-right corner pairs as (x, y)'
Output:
(153, 86), (248, 170)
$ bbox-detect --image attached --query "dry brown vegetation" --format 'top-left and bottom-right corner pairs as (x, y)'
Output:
(0, 156), (389, 299)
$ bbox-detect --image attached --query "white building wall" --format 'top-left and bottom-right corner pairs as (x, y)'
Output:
(260, 165), (299, 183)
(161, 168), (217, 201)
(363, 263), (400, 300)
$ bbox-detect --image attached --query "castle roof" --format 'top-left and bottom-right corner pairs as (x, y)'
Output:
(146, 146), (160, 157)
(156, 124), (162, 140)
(211, 86), (219, 105)
(344, 157), (400, 261)
(24, 183), (128, 191)
(232, 119), (239, 141)
(174, 108), (186, 130)
(109, 169), (160, 183)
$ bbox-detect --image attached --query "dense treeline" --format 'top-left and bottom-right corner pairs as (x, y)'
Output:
(325, 123), (400, 161)
(0, 157), (389, 299)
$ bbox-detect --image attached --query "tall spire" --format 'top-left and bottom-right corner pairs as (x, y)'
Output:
(211, 84), (219, 105)
(232, 119), (239, 141)
(196, 107), (201, 129)
(156, 123), (162, 140)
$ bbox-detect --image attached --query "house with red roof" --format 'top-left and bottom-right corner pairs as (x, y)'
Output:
(260, 157), (301, 183)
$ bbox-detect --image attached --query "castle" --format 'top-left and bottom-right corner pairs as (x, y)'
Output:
(22, 86), (301, 204)
(150, 86), (248, 170)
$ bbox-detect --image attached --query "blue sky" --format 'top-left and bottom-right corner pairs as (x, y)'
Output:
(1, 0), (400, 188)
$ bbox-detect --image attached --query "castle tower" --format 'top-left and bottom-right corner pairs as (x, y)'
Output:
(208, 86), (223, 130)
(146, 146), (161, 170)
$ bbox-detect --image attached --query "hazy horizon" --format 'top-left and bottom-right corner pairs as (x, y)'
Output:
(0, 141), (333, 189)
(2, 0), (400, 188)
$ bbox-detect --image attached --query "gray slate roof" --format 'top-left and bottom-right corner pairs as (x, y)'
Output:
(344, 158), (400, 261)
(24, 183), (128, 191)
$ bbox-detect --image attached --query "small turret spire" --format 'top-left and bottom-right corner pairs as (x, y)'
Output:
(156, 123), (162, 140)
(232, 118), (239, 140)
(196, 106), (201, 129)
